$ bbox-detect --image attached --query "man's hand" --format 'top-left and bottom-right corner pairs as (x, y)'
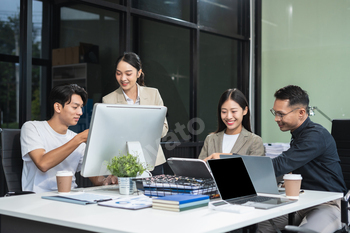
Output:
(77, 129), (89, 143)
(102, 175), (118, 185)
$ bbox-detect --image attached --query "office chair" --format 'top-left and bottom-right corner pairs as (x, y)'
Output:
(0, 128), (33, 195)
(331, 119), (350, 190)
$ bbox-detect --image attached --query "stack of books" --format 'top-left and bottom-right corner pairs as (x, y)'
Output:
(152, 194), (209, 212)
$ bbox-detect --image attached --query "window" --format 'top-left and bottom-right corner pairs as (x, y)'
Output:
(199, 0), (242, 36)
(132, 17), (191, 141)
(0, 62), (19, 128)
(33, 1), (46, 59)
(60, 5), (120, 99)
(197, 32), (239, 140)
(0, 0), (20, 56)
(132, 0), (191, 21)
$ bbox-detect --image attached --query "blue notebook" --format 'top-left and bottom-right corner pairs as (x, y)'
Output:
(152, 194), (209, 205)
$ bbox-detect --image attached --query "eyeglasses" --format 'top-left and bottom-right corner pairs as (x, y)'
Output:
(270, 108), (300, 119)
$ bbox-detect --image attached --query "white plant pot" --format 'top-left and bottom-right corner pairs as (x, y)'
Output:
(118, 177), (136, 195)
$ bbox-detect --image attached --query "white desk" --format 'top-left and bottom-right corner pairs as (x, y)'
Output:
(0, 188), (343, 233)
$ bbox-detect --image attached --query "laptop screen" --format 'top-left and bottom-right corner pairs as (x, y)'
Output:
(220, 155), (280, 195)
(208, 157), (256, 200)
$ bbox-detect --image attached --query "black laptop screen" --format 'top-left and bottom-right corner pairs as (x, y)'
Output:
(208, 157), (256, 200)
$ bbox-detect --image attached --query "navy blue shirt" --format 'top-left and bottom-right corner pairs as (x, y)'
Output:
(272, 117), (347, 194)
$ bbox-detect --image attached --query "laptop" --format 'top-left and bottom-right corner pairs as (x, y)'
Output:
(167, 157), (213, 179)
(207, 157), (296, 209)
(220, 155), (280, 195)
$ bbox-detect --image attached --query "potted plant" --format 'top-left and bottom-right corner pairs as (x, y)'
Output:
(107, 152), (150, 195)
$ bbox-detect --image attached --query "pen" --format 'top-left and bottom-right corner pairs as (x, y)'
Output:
(96, 198), (112, 203)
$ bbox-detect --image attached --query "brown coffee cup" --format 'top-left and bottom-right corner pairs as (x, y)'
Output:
(283, 174), (302, 199)
(56, 171), (73, 193)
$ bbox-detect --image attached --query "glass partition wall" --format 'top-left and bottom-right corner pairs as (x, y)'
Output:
(55, 0), (251, 150)
(0, 1), (252, 188)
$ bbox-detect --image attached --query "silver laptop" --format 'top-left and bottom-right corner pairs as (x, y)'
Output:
(207, 157), (296, 209)
(167, 157), (213, 179)
(220, 155), (280, 195)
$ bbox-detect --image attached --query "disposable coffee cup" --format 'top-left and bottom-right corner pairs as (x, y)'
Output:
(56, 171), (73, 194)
(283, 174), (302, 199)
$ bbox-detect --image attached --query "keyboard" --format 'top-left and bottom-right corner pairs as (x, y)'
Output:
(229, 196), (274, 205)
(142, 175), (215, 189)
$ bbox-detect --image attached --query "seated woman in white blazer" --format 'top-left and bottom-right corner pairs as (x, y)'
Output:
(199, 88), (265, 161)
(102, 52), (168, 175)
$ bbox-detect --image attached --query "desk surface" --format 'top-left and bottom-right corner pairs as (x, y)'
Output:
(0, 188), (343, 233)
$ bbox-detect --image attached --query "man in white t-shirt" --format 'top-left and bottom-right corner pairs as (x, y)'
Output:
(21, 84), (116, 193)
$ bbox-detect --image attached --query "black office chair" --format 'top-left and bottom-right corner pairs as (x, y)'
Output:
(332, 119), (350, 233)
(331, 119), (350, 190)
(1, 128), (23, 193)
(0, 128), (33, 195)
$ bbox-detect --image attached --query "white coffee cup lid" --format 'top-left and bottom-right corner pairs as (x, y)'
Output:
(283, 174), (302, 180)
(56, 171), (73, 176)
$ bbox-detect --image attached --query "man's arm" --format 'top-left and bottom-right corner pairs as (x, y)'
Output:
(89, 175), (118, 186)
(28, 129), (89, 172)
(272, 129), (326, 177)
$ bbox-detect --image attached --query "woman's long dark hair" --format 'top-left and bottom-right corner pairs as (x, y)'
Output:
(215, 88), (252, 133)
(115, 52), (145, 86)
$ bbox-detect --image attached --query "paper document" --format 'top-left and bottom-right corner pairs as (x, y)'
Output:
(98, 195), (152, 210)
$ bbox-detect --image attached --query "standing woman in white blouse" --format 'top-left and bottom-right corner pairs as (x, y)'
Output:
(102, 52), (168, 175)
(198, 88), (264, 160)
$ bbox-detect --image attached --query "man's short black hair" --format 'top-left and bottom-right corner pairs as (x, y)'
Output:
(274, 85), (309, 108)
(49, 84), (88, 113)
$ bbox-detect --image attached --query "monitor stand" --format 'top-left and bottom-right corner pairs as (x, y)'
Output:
(126, 141), (152, 177)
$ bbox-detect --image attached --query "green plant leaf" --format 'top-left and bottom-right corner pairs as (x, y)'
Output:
(106, 152), (150, 177)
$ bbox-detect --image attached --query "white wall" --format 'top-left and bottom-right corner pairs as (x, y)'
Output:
(261, 0), (350, 143)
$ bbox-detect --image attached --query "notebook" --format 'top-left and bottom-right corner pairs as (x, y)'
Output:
(207, 157), (296, 209)
(220, 155), (280, 195)
(153, 194), (209, 205)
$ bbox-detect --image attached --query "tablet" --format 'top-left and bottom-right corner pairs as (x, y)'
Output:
(167, 158), (213, 179)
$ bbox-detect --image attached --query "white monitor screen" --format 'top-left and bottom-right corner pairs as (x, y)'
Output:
(81, 104), (167, 177)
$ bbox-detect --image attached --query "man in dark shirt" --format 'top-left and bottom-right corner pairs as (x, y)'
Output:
(259, 85), (347, 232)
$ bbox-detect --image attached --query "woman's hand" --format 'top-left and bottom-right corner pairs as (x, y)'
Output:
(203, 153), (222, 162)
(203, 153), (232, 162)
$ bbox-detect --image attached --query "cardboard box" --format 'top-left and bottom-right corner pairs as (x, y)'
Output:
(65, 46), (80, 65)
(52, 48), (66, 66)
(52, 43), (99, 66)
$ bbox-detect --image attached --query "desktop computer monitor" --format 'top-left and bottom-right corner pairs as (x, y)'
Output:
(80, 103), (167, 177)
